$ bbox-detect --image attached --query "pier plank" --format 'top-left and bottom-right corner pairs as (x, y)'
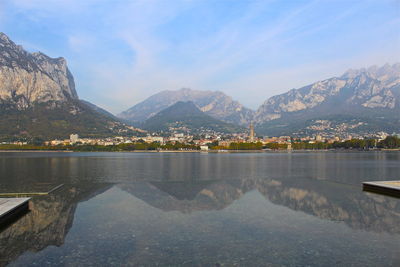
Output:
(362, 181), (400, 198)
(0, 198), (30, 226)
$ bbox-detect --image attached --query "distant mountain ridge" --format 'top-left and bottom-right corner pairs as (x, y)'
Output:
(255, 63), (400, 135)
(1, 31), (399, 138)
(118, 88), (254, 126)
(119, 63), (399, 136)
(141, 101), (244, 134)
(0, 32), (138, 139)
(255, 63), (400, 122)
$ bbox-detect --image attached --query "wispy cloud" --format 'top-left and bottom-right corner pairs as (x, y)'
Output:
(2, 0), (399, 113)
(68, 34), (95, 53)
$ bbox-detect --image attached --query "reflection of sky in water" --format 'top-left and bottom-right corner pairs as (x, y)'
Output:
(1, 152), (399, 266)
(9, 186), (400, 266)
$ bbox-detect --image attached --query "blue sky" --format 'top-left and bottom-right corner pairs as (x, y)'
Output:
(1, 0), (399, 113)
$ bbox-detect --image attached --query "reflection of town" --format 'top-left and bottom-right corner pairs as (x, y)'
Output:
(1, 178), (400, 266)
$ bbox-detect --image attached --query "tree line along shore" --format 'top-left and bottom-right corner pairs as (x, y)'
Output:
(0, 136), (399, 152)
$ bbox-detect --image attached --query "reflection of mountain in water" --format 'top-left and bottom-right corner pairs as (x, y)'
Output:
(255, 178), (400, 234)
(1, 178), (399, 265)
(118, 179), (255, 214)
(151, 181), (215, 200)
(121, 178), (400, 234)
(0, 183), (112, 267)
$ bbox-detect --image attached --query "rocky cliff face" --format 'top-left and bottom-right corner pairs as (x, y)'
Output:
(255, 64), (400, 123)
(0, 32), (78, 109)
(0, 33), (140, 139)
(118, 88), (255, 126)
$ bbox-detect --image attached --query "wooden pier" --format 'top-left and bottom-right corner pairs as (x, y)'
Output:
(0, 183), (64, 197)
(363, 181), (400, 198)
(0, 198), (30, 227)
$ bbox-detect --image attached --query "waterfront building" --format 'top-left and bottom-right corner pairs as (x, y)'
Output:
(70, 134), (79, 144)
(219, 140), (232, 147)
(143, 136), (164, 144)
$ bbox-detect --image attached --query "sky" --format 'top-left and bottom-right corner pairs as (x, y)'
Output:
(1, 0), (399, 113)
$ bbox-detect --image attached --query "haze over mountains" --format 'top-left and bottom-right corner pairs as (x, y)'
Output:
(140, 101), (244, 134)
(256, 64), (400, 121)
(119, 88), (254, 126)
(120, 64), (400, 136)
(0, 32), (399, 138)
(255, 64), (400, 135)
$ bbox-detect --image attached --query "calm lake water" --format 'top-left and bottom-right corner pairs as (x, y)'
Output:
(0, 151), (399, 266)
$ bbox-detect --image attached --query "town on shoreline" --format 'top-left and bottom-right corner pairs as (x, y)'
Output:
(1, 132), (399, 152)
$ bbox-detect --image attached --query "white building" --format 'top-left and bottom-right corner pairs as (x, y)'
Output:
(70, 134), (79, 144)
(143, 136), (164, 144)
(174, 133), (184, 138)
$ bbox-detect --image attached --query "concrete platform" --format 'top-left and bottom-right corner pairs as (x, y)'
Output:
(0, 198), (30, 227)
(363, 181), (400, 198)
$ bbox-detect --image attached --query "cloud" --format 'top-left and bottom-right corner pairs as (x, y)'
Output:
(68, 34), (94, 53)
(3, 0), (400, 113)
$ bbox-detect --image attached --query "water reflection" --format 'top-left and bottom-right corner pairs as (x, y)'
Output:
(3, 177), (398, 255)
(0, 152), (399, 266)
(119, 177), (400, 233)
(2, 152), (400, 186)
(255, 178), (400, 234)
(118, 179), (251, 213)
(0, 183), (112, 266)
(2, 177), (399, 266)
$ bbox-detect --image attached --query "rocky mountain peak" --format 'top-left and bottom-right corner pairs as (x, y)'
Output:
(255, 63), (400, 125)
(0, 32), (78, 109)
(119, 88), (255, 125)
(32, 51), (66, 64)
(0, 32), (13, 45)
(342, 63), (400, 82)
(178, 87), (194, 94)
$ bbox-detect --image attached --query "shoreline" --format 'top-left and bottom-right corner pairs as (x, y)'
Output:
(0, 149), (398, 153)
(0, 150), (74, 153)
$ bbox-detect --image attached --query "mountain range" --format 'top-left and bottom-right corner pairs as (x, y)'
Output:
(1, 31), (399, 138)
(119, 88), (254, 126)
(255, 64), (400, 135)
(0, 32), (139, 140)
(120, 64), (400, 136)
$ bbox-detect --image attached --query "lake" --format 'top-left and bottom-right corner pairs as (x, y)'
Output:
(0, 151), (399, 266)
